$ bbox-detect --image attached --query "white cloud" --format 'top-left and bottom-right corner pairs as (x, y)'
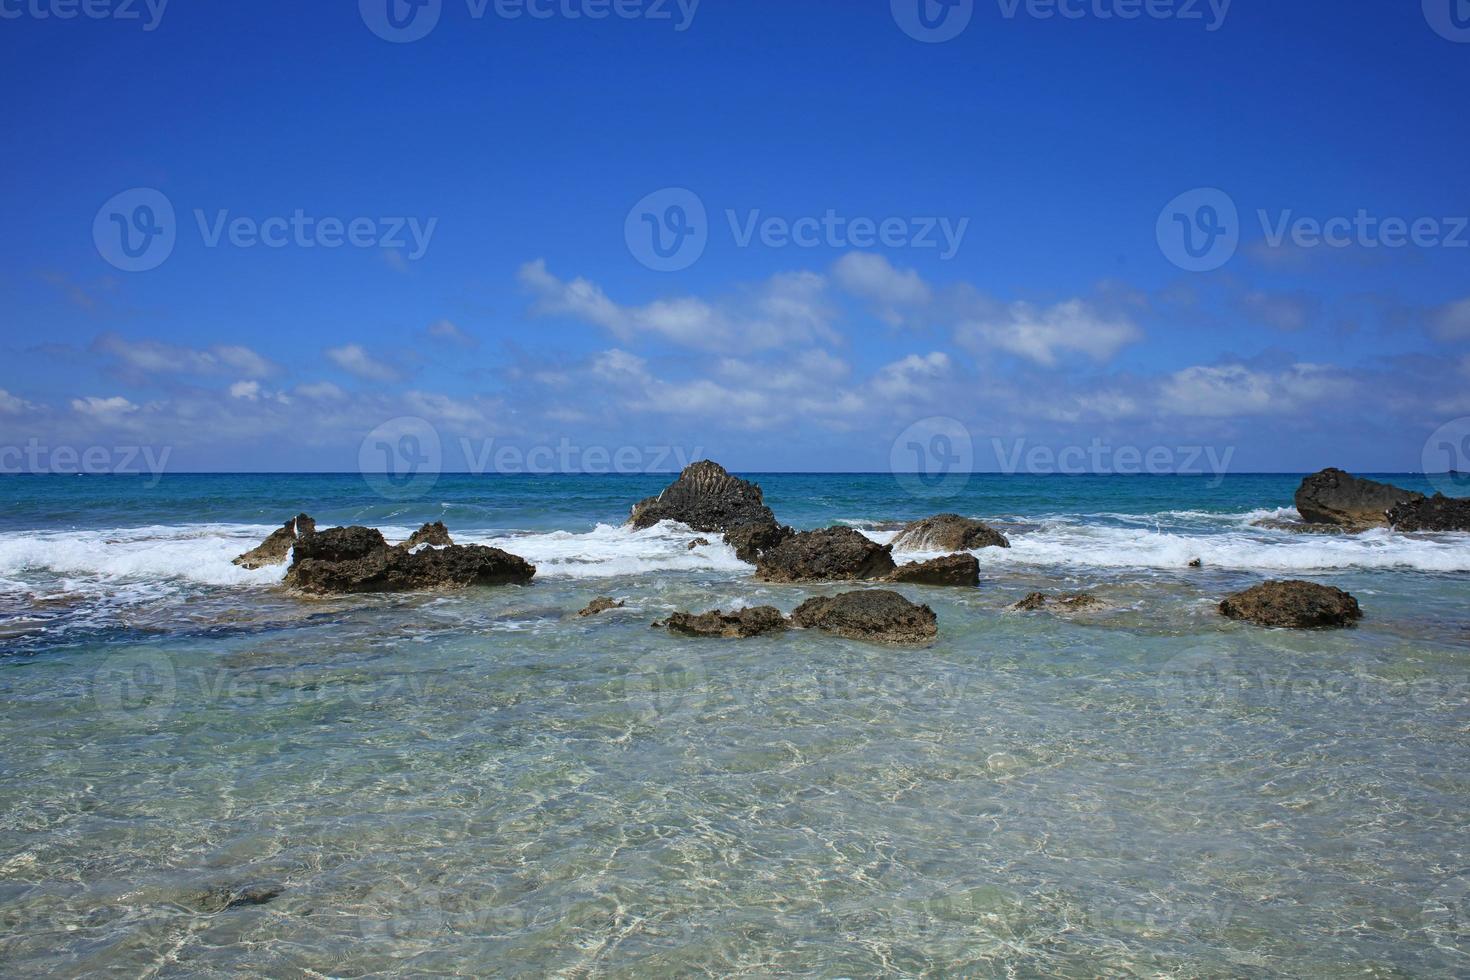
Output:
(404, 391), (488, 426)
(0, 389), (37, 415)
(1158, 363), (1350, 417)
(426, 319), (477, 347)
(229, 380), (261, 400)
(1430, 298), (1470, 340)
(295, 381), (346, 400)
(956, 300), (1142, 367)
(94, 334), (278, 378)
(1238, 290), (1316, 332)
(872, 352), (951, 400)
(520, 260), (839, 351)
(326, 344), (402, 383)
(71, 396), (139, 420)
(832, 252), (932, 326)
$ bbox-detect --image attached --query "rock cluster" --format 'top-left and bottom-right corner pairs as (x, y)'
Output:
(232, 514), (316, 569)
(1294, 468), (1421, 530)
(1219, 580), (1362, 629)
(283, 525), (535, 595)
(1386, 493), (1470, 532)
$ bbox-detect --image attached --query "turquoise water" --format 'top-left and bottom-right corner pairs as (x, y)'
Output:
(1, 473), (1468, 976)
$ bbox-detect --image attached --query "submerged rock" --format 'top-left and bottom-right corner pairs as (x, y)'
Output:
(578, 597), (625, 617)
(1387, 493), (1470, 532)
(791, 590), (938, 645)
(1294, 468), (1421, 530)
(1219, 580), (1362, 629)
(284, 526), (534, 595)
(687, 538), (710, 550)
(186, 883), (282, 914)
(755, 527), (896, 583)
(723, 520), (795, 564)
(403, 521), (453, 549)
(892, 514), (1010, 551)
(232, 514), (316, 569)
(1009, 592), (1107, 614)
(629, 460), (778, 534)
(888, 553), (980, 587)
(655, 606), (788, 638)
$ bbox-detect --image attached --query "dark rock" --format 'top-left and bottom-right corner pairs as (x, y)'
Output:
(291, 525), (387, 565)
(286, 541), (535, 595)
(791, 590), (938, 645)
(892, 514), (1010, 551)
(1219, 580), (1362, 629)
(232, 514), (316, 569)
(578, 597), (625, 617)
(656, 606), (788, 638)
(629, 460), (778, 534)
(1294, 468), (1421, 529)
(1009, 592), (1106, 613)
(888, 553), (980, 587)
(188, 883), (282, 914)
(687, 538), (711, 550)
(403, 521), (453, 549)
(1387, 494), (1470, 532)
(1188, 558), (1203, 568)
(723, 520), (795, 563)
(755, 527), (896, 583)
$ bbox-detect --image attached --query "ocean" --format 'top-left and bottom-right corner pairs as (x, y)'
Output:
(1, 472), (1467, 976)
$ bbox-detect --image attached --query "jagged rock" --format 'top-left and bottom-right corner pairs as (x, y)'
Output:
(186, 883), (282, 914)
(232, 514), (316, 569)
(1219, 580), (1362, 629)
(892, 514), (1010, 551)
(755, 527), (896, 583)
(723, 520), (795, 563)
(1387, 494), (1470, 532)
(403, 521), (453, 549)
(285, 527), (535, 595)
(1009, 592), (1106, 614)
(578, 597), (624, 617)
(291, 525), (387, 565)
(655, 606), (788, 638)
(791, 590), (938, 645)
(1294, 468), (1421, 529)
(629, 461), (778, 534)
(687, 538), (710, 550)
(888, 553), (980, 587)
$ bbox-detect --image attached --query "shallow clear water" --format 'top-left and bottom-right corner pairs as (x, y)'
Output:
(1, 473), (1467, 976)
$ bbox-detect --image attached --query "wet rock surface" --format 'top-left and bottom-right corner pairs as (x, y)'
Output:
(655, 606), (789, 638)
(403, 521), (453, 549)
(790, 590), (938, 644)
(755, 527), (896, 583)
(887, 553), (980, 587)
(1387, 493), (1470, 532)
(1219, 580), (1363, 629)
(892, 514), (1010, 551)
(1294, 468), (1420, 529)
(723, 520), (795, 564)
(285, 526), (534, 595)
(1009, 592), (1107, 614)
(232, 514), (316, 569)
(578, 597), (625, 617)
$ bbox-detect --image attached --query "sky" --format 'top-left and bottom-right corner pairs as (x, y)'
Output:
(2, 0), (1469, 476)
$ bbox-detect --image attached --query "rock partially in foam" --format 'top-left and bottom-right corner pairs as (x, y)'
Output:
(231, 514), (316, 569)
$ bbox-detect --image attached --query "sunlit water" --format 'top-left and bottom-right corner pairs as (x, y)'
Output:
(1, 474), (1467, 976)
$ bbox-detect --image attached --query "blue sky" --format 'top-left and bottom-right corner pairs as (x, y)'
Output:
(2, 0), (1469, 475)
